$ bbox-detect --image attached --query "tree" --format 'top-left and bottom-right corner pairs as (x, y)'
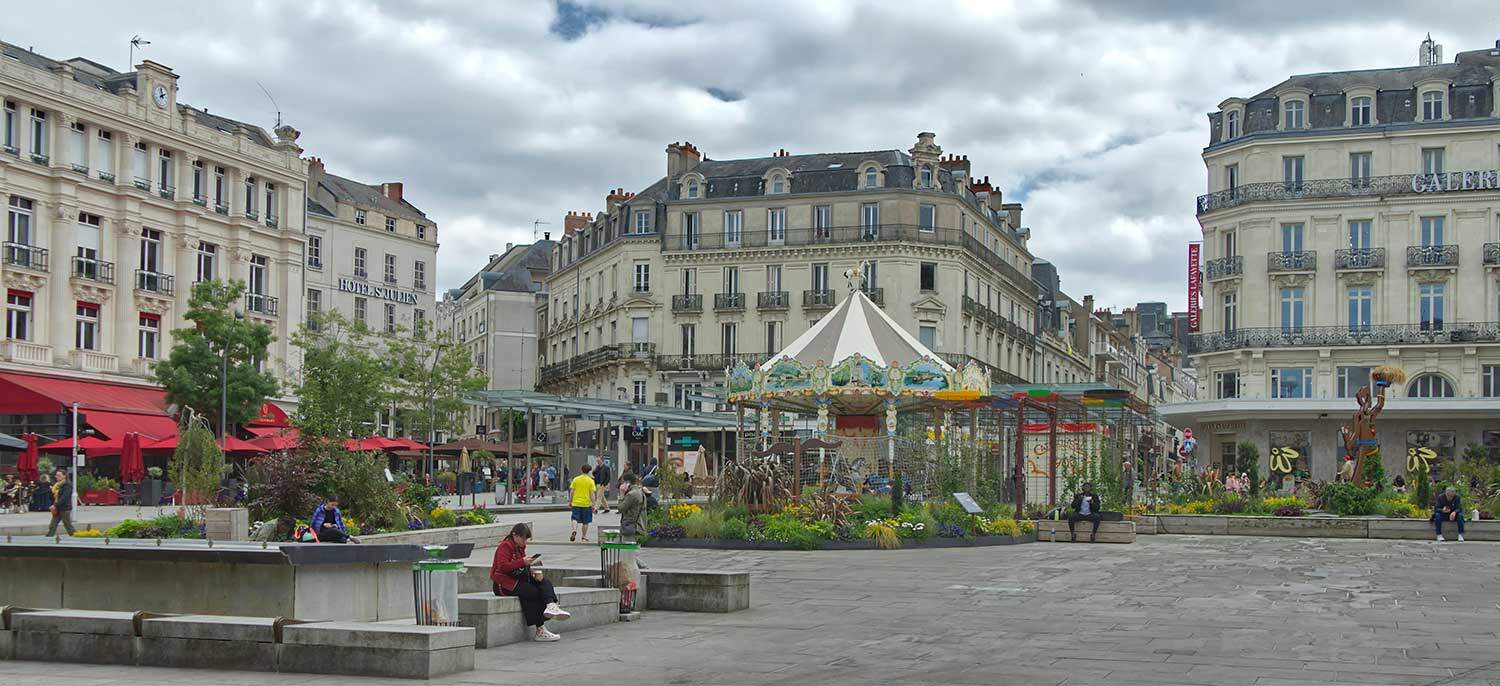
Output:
(171, 412), (226, 518)
(154, 280), (277, 434)
(246, 450), (319, 538)
(291, 311), (398, 448)
(391, 327), (486, 445)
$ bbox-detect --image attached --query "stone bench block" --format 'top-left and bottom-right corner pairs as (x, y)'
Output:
(137, 615), (278, 671)
(1034, 520), (1136, 543)
(1227, 515), (1368, 538)
(643, 569), (751, 613)
(1155, 514), (1229, 535)
(10, 609), (138, 665)
(279, 621), (474, 679)
(457, 587), (619, 648)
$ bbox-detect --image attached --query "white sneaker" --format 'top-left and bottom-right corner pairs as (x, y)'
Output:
(533, 626), (560, 642)
(1457, 535), (1466, 542)
(1436, 535), (1445, 542)
(544, 602), (571, 620)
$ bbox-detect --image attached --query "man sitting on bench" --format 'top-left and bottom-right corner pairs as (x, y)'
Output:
(1068, 482), (1104, 543)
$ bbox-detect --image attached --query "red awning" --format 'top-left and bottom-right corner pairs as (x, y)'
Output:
(243, 401), (291, 428)
(244, 425), (301, 440)
(0, 371), (171, 415)
(83, 409), (178, 441)
(37, 435), (123, 457)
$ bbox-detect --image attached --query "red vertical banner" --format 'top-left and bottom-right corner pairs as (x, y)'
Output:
(1187, 243), (1201, 332)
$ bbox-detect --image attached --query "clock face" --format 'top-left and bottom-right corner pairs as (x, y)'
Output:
(153, 84), (169, 108)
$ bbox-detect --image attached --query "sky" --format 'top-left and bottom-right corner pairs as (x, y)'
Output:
(9, 1), (1500, 310)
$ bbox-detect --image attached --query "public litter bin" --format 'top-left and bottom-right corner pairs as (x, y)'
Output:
(600, 529), (641, 613)
(412, 544), (464, 625)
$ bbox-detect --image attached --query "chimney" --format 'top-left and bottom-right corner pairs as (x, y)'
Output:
(666, 141), (703, 178)
(543, 231), (551, 241)
(773, 148), (790, 157)
(489, 253), (500, 262)
(563, 211), (592, 237)
(306, 156), (326, 186)
(1001, 203), (1023, 231)
(380, 182), (404, 203)
(606, 187), (631, 205)
(968, 174), (992, 194)
(506, 242), (514, 253)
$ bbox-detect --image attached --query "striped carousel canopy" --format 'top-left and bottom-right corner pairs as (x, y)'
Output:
(760, 286), (952, 373)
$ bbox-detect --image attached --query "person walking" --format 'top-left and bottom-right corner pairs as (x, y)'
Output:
(569, 464), (596, 542)
(1433, 486), (1466, 542)
(45, 469), (76, 536)
(490, 523), (570, 642)
(1067, 482), (1104, 543)
(592, 455), (613, 513)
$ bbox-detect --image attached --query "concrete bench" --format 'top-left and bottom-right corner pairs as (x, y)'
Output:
(1034, 519), (1137, 543)
(9, 609), (138, 665)
(137, 614), (279, 671)
(279, 621), (474, 679)
(464, 563), (749, 613)
(458, 587), (619, 648)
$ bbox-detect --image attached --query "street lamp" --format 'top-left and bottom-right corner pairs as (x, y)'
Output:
(221, 310), (244, 441)
(425, 340), (451, 481)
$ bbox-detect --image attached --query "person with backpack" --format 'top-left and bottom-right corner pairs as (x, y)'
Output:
(592, 455), (613, 513)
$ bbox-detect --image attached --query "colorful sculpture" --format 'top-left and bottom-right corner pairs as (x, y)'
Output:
(1340, 365), (1407, 486)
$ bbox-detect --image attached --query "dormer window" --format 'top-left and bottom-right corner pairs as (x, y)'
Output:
(686, 179), (699, 199)
(770, 174), (785, 194)
(1422, 90), (1444, 120)
(1225, 110), (1240, 138)
(920, 164), (933, 188)
(1350, 96), (1372, 126)
(1283, 100), (1305, 129)
(355, 208), (366, 225)
(864, 167), (878, 189)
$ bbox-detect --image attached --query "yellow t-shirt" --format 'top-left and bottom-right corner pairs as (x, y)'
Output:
(569, 474), (596, 507)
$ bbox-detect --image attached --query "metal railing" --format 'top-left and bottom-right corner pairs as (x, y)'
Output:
(1407, 245), (1458, 268)
(757, 291), (790, 309)
(803, 289), (836, 308)
(860, 286), (884, 306)
(1204, 255), (1242, 280)
(2, 243), (48, 271)
(1189, 322), (1500, 353)
(71, 256), (113, 283)
(134, 270), (174, 294)
(245, 293), (278, 316)
(1486, 242), (1500, 266)
(1196, 172), (1500, 215)
(1267, 250), (1317, 272)
(1335, 248), (1385, 270)
(713, 292), (745, 311)
(671, 294), (702, 313)
(961, 295), (1036, 345)
(655, 352), (772, 372)
(537, 342), (658, 386)
(934, 352), (1027, 385)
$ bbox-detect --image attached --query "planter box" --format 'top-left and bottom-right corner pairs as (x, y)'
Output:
(78, 490), (120, 506)
(645, 533), (1031, 551)
(1142, 514), (1500, 541)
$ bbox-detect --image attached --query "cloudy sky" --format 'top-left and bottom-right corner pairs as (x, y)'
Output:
(11, 1), (1500, 309)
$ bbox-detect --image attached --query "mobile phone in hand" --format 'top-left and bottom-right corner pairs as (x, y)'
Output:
(529, 553), (542, 560)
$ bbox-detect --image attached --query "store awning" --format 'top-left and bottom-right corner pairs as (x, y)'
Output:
(0, 371), (171, 415)
(82, 409), (178, 441)
(0, 432), (25, 450)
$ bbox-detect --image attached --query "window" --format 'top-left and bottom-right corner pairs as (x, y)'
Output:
(244, 176), (256, 214)
(264, 183), (276, 222)
(1421, 90), (1444, 120)
(1282, 99), (1304, 129)
(1225, 164), (1239, 195)
(93, 130), (113, 176)
(813, 205), (832, 238)
(1483, 365), (1500, 398)
(1348, 220), (1371, 250)
(75, 303), (99, 350)
(864, 167), (878, 189)
(1422, 148), (1444, 175)
(29, 109), (46, 156)
(1279, 287), (1304, 333)
(353, 297), (367, 325)
(812, 263), (829, 292)
(1271, 367), (1313, 399)
(1222, 229), (1237, 257)
(384, 303), (397, 333)
(189, 159), (205, 199)
(1, 101), (13, 149)
(769, 174), (785, 194)
(683, 212), (700, 248)
(918, 323), (937, 350)
(354, 247), (368, 278)
(307, 235), (322, 268)
(196, 242), (217, 282)
(249, 255), (268, 295)
(680, 267), (697, 295)
(765, 321), (782, 352)
(354, 208), (366, 225)
(765, 265), (782, 291)
(6, 291), (31, 340)
(1282, 156), (1304, 191)
(384, 253), (397, 284)
(1337, 366), (1373, 398)
(138, 314), (160, 359)
(723, 210), (742, 246)
(385, 217), (396, 233)
(1225, 110), (1239, 138)
(65, 121), (84, 167)
(1420, 216), (1444, 246)
(722, 266), (739, 294)
(862, 261), (878, 289)
(306, 288), (321, 325)
(213, 166), (226, 207)
(1280, 223), (1304, 253)
(680, 324), (696, 355)
(1214, 370), (1239, 399)
(414, 261), (427, 290)
(920, 164), (933, 188)
(131, 141), (148, 183)
(1407, 373), (1454, 398)
(721, 322), (737, 355)
(7, 195), (33, 255)
(1349, 152), (1371, 186)
(158, 149), (173, 190)
(768, 208), (785, 242)
(919, 204), (936, 232)
(1221, 291), (1238, 334)
(632, 380), (647, 405)
(919, 262), (937, 291)
(860, 203), (879, 238)
(633, 263), (650, 292)
(674, 383), (703, 412)
(416, 225), (426, 240)
(634, 210), (650, 234)
(139, 228), (162, 286)
(1347, 286), (1372, 332)
(413, 308), (426, 333)
(685, 179), (699, 199)
(1350, 96), (1372, 126)
(1418, 283), (1444, 330)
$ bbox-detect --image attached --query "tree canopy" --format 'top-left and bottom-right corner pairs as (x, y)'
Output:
(153, 280), (278, 434)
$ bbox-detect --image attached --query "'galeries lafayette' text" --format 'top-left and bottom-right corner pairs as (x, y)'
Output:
(1410, 170), (1500, 193)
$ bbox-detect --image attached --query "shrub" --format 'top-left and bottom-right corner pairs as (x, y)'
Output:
(147, 466), (164, 479)
(1362, 450), (1386, 488)
(108, 514), (201, 539)
(1262, 495), (1305, 510)
(929, 500), (972, 529)
(667, 503), (702, 522)
(400, 482), (440, 515)
(37, 457), (55, 474)
(105, 519), (152, 538)
(1213, 495), (1247, 515)
(852, 495), (892, 521)
(649, 523), (686, 540)
(681, 509), (726, 539)
(890, 471), (905, 516)
(863, 521), (901, 549)
(719, 517), (750, 540)
(428, 507), (458, 529)
(1272, 505), (1303, 517)
(327, 450), (403, 531)
(246, 450), (319, 533)
(1324, 482), (1377, 516)
(1373, 498), (1424, 519)
(94, 477), (120, 491)
(458, 509), (492, 526)
(70, 529), (104, 538)
(761, 512), (829, 549)
(1237, 442), (1261, 497)
(988, 518), (1025, 537)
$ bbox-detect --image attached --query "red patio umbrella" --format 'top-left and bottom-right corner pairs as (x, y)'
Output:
(250, 433), (301, 452)
(386, 437), (427, 451)
(141, 435), (268, 457)
(344, 436), (405, 452)
(119, 432), (146, 483)
(17, 433), (39, 482)
(38, 435), (123, 457)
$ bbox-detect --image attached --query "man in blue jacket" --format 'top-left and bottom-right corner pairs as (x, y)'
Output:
(310, 496), (352, 543)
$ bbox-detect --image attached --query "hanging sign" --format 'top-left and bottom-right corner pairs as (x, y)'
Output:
(1187, 243), (1201, 332)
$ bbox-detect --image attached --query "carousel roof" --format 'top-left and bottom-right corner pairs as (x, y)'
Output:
(761, 287), (952, 372)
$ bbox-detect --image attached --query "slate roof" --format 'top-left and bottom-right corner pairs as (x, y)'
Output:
(453, 241), (555, 297)
(316, 172), (429, 223)
(691, 150), (911, 180)
(1251, 48), (1500, 98)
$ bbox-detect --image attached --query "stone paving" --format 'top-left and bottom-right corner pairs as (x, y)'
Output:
(4, 534), (1500, 685)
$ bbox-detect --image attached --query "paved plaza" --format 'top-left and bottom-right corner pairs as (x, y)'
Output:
(4, 528), (1499, 685)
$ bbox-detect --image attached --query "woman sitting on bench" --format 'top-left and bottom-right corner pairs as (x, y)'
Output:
(1068, 483), (1104, 542)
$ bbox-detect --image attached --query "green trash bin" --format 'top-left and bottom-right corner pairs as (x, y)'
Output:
(412, 545), (464, 625)
(600, 529), (640, 613)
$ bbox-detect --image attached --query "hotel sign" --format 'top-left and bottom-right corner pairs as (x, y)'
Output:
(337, 277), (419, 305)
(1411, 170), (1500, 193)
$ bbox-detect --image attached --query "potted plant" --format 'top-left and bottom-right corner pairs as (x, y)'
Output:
(143, 466), (165, 507)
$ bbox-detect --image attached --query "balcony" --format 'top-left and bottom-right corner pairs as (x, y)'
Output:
(1267, 250), (1317, 273)
(1, 144), (17, 156)
(71, 257), (114, 284)
(266, 216), (279, 228)
(214, 203), (229, 216)
(1204, 255), (1243, 280)
(135, 270), (174, 295)
(69, 163), (88, 175)
(70, 349), (118, 374)
(133, 177), (151, 191)
(245, 293), (279, 316)
(192, 195), (208, 207)
(1407, 245), (1458, 268)
(245, 210), (259, 221)
(671, 294), (702, 314)
(803, 289), (836, 309)
(1335, 248), (1385, 271)
(30, 153), (48, 166)
(1189, 322), (1500, 354)
(3, 243), (49, 272)
(860, 287), (884, 306)
(1196, 171), (1500, 216)
(97, 171), (114, 182)
(757, 291), (790, 310)
(1, 340), (51, 366)
(714, 292), (745, 312)
(656, 352), (771, 372)
(536, 343), (657, 387)
(159, 186), (175, 200)
(1486, 243), (1500, 268)
(934, 352), (1026, 385)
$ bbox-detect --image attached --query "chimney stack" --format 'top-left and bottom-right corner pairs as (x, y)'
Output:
(563, 211), (593, 236)
(606, 187), (632, 205)
(306, 156), (326, 186)
(380, 182), (404, 203)
(666, 141), (703, 178)
(1001, 203), (1023, 231)
(544, 231), (551, 241)
(505, 242), (514, 253)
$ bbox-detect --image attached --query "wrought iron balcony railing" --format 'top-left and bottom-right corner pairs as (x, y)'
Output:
(1335, 248), (1385, 270)
(1189, 322), (1500, 353)
(71, 257), (114, 284)
(1204, 255), (1243, 280)
(1407, 245), (1458, 268)
(536, 343), (657, 386)
(1196, 172), (1500, 215)
(714, 292), (745, 311)
(1267, 250), (1317, 272)
(245, 293), (279, 316)
(757, 291), (790, 310)
(656, 352), (772, 372)
(860, 286), (884, 306)
(803, 289), (835, 308)
(671, 294), (702, 313)
(2, 243), (48, 272)
(134, 270), (174, 295)
(1486, 242), (1500, 266)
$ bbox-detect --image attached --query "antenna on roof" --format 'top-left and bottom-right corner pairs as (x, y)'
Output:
(255, 80), (282, 127)
(128, 35), (150, 68)
(533, 219), (551, 241)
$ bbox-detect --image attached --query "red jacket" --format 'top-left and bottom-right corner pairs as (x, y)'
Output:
(489, 536), (530, 594)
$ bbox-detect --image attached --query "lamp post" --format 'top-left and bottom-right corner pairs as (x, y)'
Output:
(424, 340), (450, 481)
(220, 310), (244, 441)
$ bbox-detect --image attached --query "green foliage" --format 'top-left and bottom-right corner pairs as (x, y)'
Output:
(1212, 494), (1247, 514)
(890, 471), (905, 516)
(1237, 442), (1261, 497)
(106, 513), (201, 539)
(759, 512), (831, 550)
(658, 464), (691, 500)
(246, 450), (319, 531)
(291, 311), (398, 448)
(400, 482), (441, 516)
(1411, 470), (1433, 510)
(1094, 446), (1128, 509)
(326, 450), (403, 531)
(37, 456), (54, 474)
(146, 466), (163, 479)
(1323, 482), (1377, 516)
(864, 521), (901, 549)
(153, 280), (277, 434)
(171, 414), (225, 517)
(390, 327), (488, 444)
(719, 517), (750, 540)
(428, 507), (458, 529)
(681, 508), (727, 539)
(458, 509), (493, 526)
(1362, 449), (1386, 488)
(1373, 496), (1424, 519)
